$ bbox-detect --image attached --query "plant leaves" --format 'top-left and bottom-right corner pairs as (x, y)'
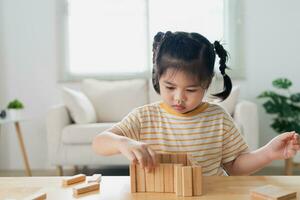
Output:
(258, 78), (300, 134)
(272, 78), (292, 89)
(290, 93), (300, 103)
(271, 118), (300, 133)
(257, 91), (287, 99)
(7, 99), (24, 109)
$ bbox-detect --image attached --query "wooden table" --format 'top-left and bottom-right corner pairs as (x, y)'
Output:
(0, 118), (32, 176)
(0, 176), (299, 199)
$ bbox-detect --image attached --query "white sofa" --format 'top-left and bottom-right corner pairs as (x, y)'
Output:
(46, 79), (259, 175)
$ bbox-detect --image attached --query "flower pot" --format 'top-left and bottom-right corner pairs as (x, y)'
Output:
(7, 109), (24, 120)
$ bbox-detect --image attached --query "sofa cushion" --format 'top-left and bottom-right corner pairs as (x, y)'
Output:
(62, 123), (115, 144)
(61, 87), (97, 124)
(81, 79), (148, 122)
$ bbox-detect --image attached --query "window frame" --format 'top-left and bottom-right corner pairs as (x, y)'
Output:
(224, 0), (245, 79)
(57, 0), (244, 82)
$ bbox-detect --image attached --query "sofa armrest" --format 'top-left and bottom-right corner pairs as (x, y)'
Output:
(233, 100), (259, 151)
(46, 104), (72, 163)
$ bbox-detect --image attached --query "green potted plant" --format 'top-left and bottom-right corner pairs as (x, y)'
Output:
(258, 78), (300, 133)
(258, 78), (300, 167)
(6, 99), (25, 120)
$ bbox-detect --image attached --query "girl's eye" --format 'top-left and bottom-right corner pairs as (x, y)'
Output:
(186, 89), (197, 92)
(166, 86), (175, 90)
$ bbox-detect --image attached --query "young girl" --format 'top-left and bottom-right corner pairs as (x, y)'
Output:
(92, 31), (300, 176)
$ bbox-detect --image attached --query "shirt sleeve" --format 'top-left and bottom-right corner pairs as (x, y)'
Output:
(222, 117), (250, 164)
(111, 108), (141, 141)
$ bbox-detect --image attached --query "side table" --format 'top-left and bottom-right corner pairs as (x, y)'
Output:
(0, 118), (32, 176)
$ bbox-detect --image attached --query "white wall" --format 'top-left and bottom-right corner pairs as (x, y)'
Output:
(239, 0), (300, 147)
(236, 0), (300, 166)
(0, 0), (6, 107)
(0, 0), (300, 170)
(0, 0), (61, 170)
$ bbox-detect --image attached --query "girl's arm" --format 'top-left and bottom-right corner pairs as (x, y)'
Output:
(223, 145), (272, 175)
(92, 128), (157, 171)
(224, 132), (300, 175)
(92, 128), (128, 155)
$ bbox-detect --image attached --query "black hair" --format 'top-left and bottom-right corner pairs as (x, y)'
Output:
(152, 31), (232, 101)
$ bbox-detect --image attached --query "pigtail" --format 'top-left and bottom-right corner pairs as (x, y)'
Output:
(152, 32), (165, 94)
(213, 41), (232, 100)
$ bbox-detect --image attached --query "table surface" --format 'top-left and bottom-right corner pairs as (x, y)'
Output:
(0, 117), (27, 124)
(0, 176), (299, 200)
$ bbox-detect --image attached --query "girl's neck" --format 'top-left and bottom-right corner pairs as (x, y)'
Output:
(160, 102), (208, 117)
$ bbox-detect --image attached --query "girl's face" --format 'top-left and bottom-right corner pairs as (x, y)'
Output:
(159, 68), (206, 114)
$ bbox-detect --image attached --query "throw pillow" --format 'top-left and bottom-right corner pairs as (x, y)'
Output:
(61, 87), (97, 124)
(81, 79), (148, 122)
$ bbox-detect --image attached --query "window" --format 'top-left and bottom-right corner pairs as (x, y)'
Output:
(59, 0), (243, 81)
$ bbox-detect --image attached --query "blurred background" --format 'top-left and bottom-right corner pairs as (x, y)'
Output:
(0, 0), (300, 176)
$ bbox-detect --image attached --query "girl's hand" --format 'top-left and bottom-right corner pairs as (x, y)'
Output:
(117, 138), (157, 172)
(266, 131), (300, 160)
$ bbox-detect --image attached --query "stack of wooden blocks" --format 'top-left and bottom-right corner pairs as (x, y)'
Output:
(23, 174), (102, 199)
(130, 153), (202, 197)
(62, 174), (101, 198)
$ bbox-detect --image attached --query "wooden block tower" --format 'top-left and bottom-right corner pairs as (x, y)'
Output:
(130, 153), (203, 197)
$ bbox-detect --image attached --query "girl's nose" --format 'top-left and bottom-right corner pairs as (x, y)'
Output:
(174, 92), (186, 104)
(175, 98), (184, 105)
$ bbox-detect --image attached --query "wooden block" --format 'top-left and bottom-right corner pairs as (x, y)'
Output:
(174, 164), (183, 196)
(156, 154), (162, 164)
(182, 166), (193, 197)
(145, 169), (155, 192)
(136, 165), (146, 192)
(170, 154), (178, 163)
(154, 164), (164, 192)
(187, 155), (192, 166)
(192, 166), (202, 196)
(73, 182), (100, 197)
(87, 174), (102, 183)
(130, 164), (137, 193)
(177, 154), (187, 166)
(163, 163), (174, 193)
(62, 174), (86, 186)
(162, 154), (171, 163)
(250, 185), (297, 200)
(24, 192), (47, 200)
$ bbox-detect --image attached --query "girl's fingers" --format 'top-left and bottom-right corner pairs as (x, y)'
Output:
(147, 147), (157, 166)
(146, 147), (157, 172)
(140, 147), (153, 172)
(291, 144), (300, 151)
(119, 146), (138, 164)
(292, 133), (300, 145)
(280, 131), (296, 142)
(125, 150), (138, 165)
(132, 149), (146, 168)
(286, 148), (297, 158)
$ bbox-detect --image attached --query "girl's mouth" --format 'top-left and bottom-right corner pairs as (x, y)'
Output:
(173, 105), (186, 111)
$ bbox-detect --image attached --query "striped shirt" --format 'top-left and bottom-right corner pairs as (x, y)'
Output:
(113, 101), (249, 176)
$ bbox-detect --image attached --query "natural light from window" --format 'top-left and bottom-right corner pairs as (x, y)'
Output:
(67, 0), (224, 78)
(149, 0), (223, 43)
